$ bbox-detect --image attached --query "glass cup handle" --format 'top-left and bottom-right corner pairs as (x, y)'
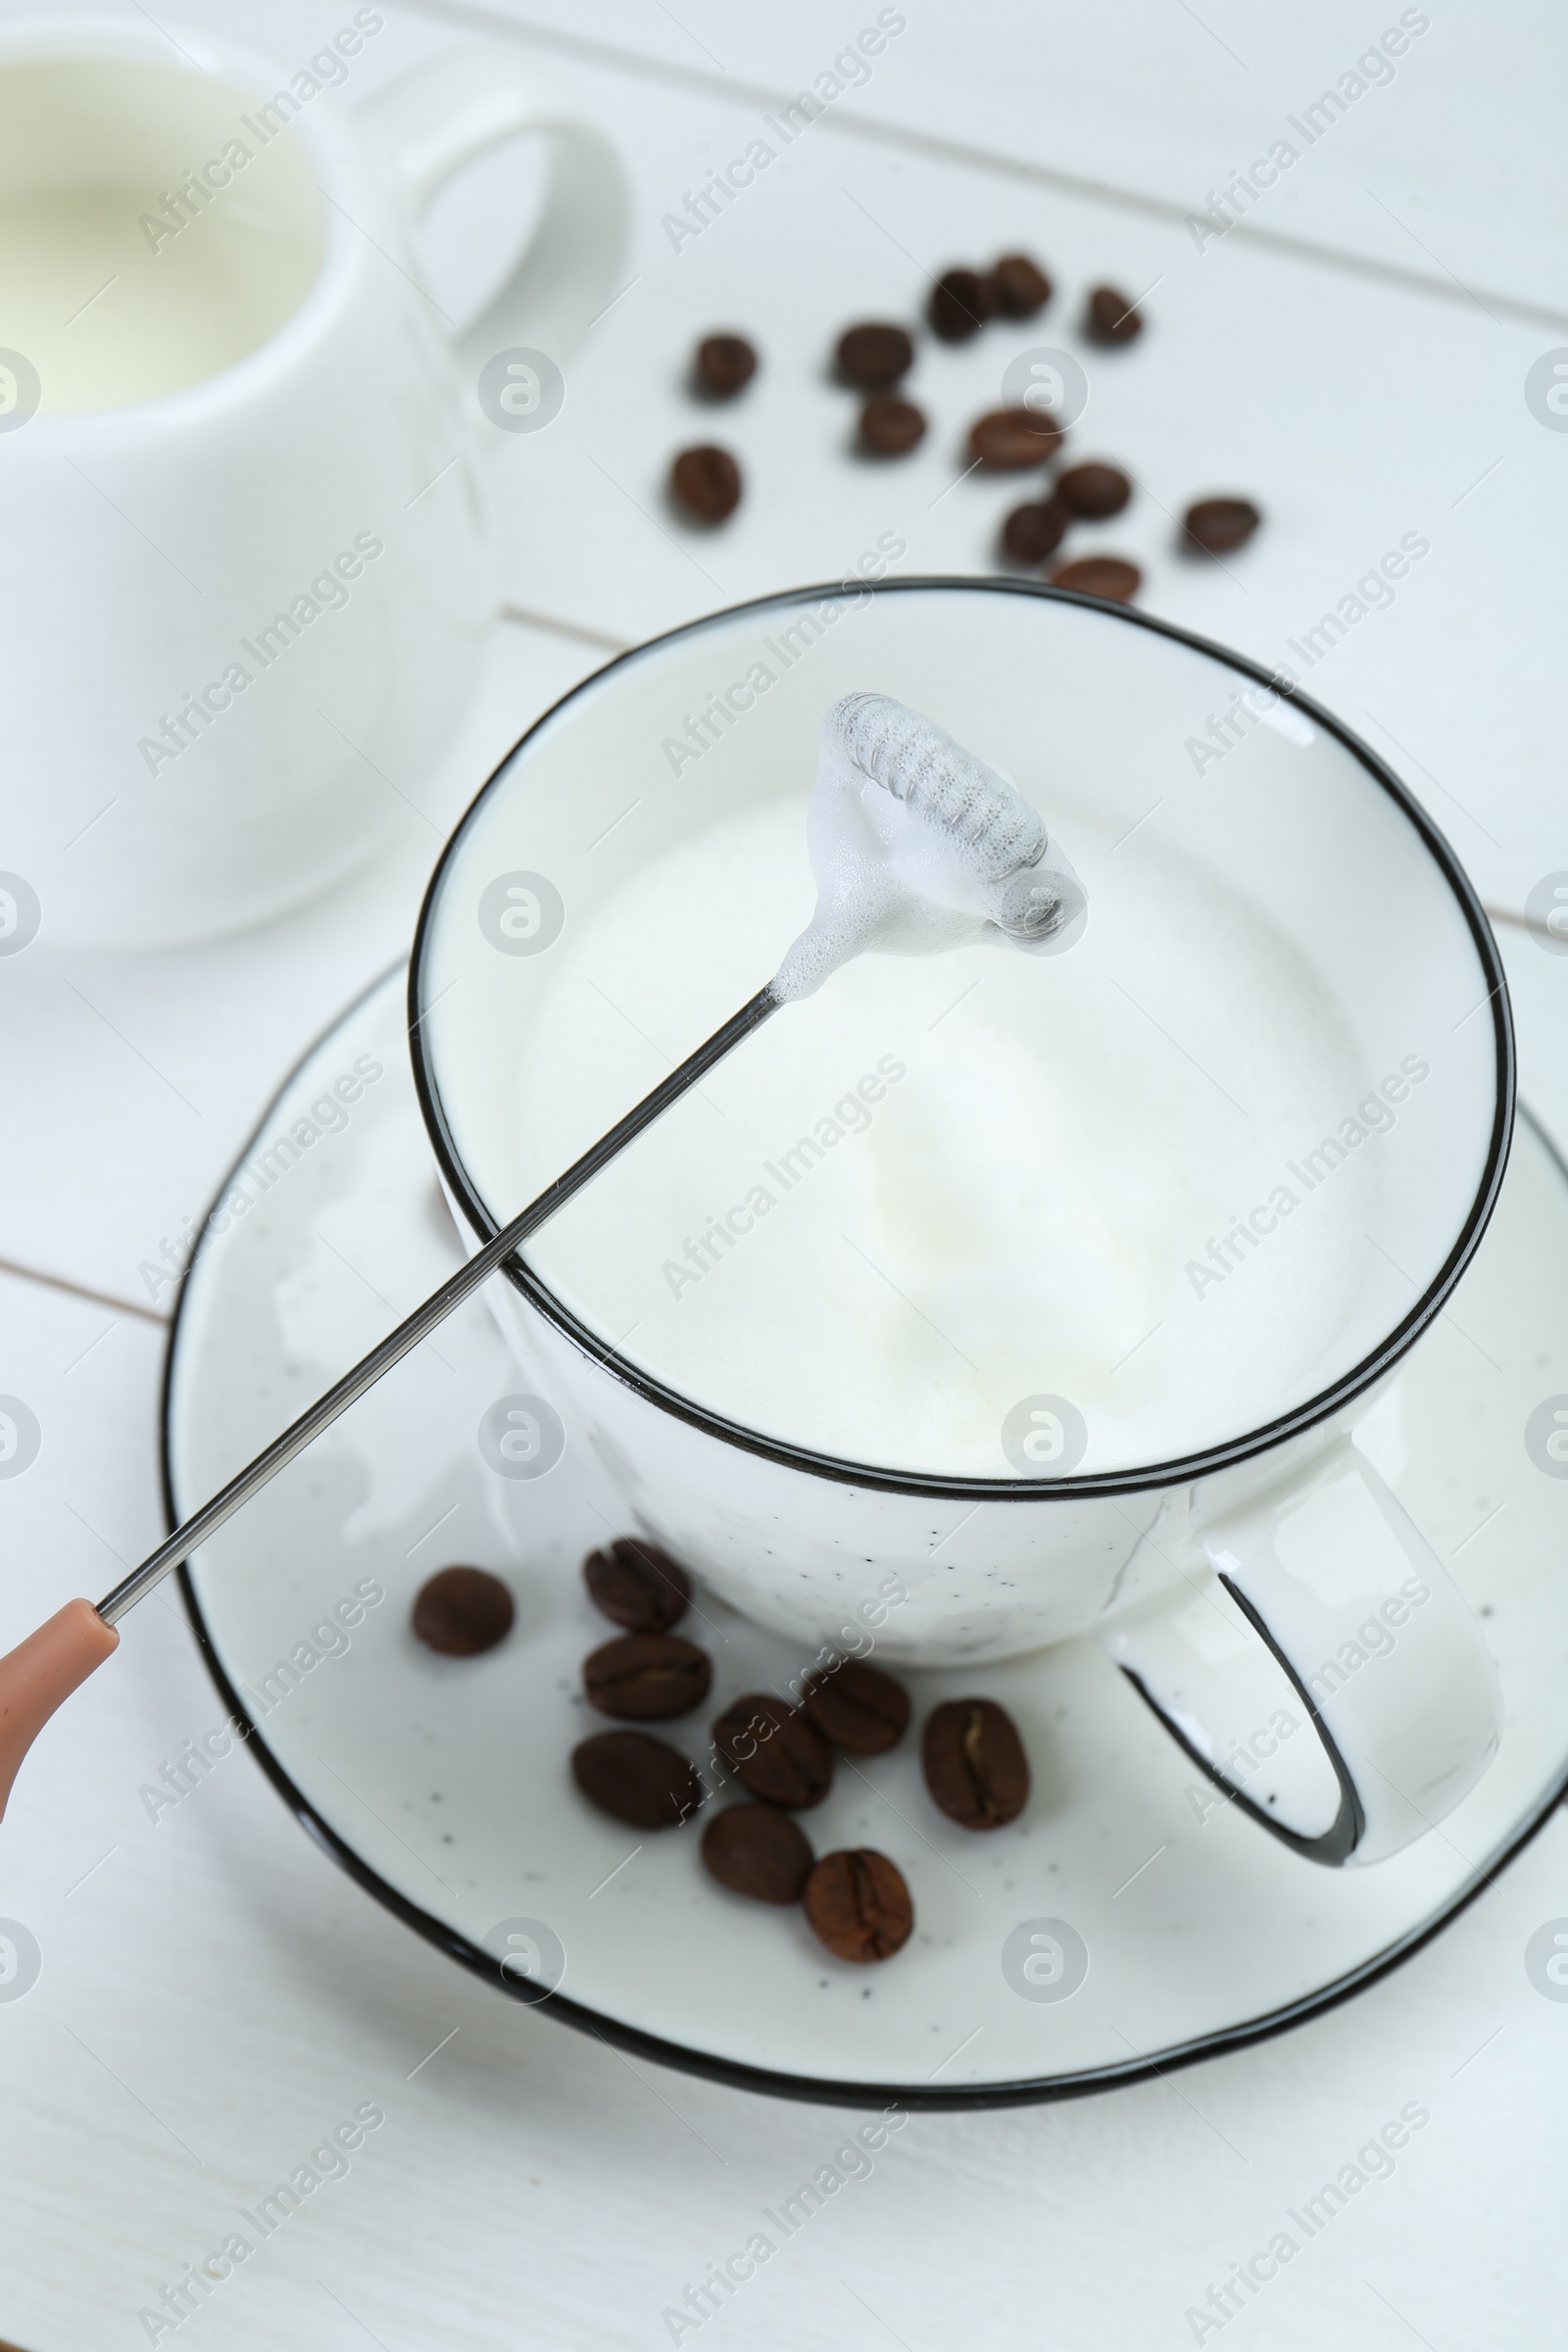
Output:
(1102, 1442), (1502, 1866)
(358, 42), (628, 370)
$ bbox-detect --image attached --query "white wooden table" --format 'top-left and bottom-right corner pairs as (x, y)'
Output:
(1, 5), (1565, 2345)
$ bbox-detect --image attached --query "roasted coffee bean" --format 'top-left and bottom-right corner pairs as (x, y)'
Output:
(969, 407), (1066, 467)
(1002, 497), (1071, 565)
(712, 1692), (833, 1809)
(671, 444), (742, 521)
(837, 321), (914, 388)
(571, 1730), (702, 1829)
(1056, 462), (1131, 519)
(801, 1658), (910, 1754)
(1184, 496), (1261, 554)
(859, 394), (926, 456)
(928, 267), (994, 342)
(702, 1803), (814, 1903)
(989, 252), (1053, 318)
(584, 1539), (690, 1634)
(804, 1849), (913, 1962)
(412, 1565), (514, 1656)
(921, 1698), (1030, 1830)
(1085, 284), (1144, 343)
(1051, 554), (1142, 604)
(584, 1634), (711, 1721)
(694, 332), (757, 398)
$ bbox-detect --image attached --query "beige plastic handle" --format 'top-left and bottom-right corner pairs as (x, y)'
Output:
(0, 1601), (118, 1821)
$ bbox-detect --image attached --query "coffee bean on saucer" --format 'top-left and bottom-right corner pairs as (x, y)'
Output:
(929, 267), (994, 342)
(1002, 497), (1071, 565)
(411, 1565), (514, 1656)
(702, 1803), (814, 1903)
(712, 1693), (833, 1809)
(859, 394), (926, 456)
(837, 321), (914, 388)
(989, 252), (1053, 318)
(671, 444), (742, 521)
(1057, 461), (1131, 519)
(1051, 554), (1142, 603)
(571, 1730), (702, 1829)
(694, 332), (758, 398)
(584, 1539), (690, 1634)
(583, 1633), (711, 1721)
(922, 1698), (1030, 1830)
(804, 1849), (913, 1962)
(969, 407), (1066, 467)
(1085, 284), (1144, 343)
(801, 1658), (910, 1754)
(1184, 496), (1261, 554)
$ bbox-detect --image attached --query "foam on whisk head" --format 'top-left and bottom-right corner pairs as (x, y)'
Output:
(770, 692), (1087, 1003)
(829, 692), (1049, 884)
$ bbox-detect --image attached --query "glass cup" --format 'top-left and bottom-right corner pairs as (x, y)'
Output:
(411, 578), (1512, 1867)
(0, 13), (624, 945)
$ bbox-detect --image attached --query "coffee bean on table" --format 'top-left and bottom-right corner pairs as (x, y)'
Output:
(801, 1658), (910, 1754)
(412, 1565), (514, 1656)
(989, 252), (1053, 318)
(1056, 461), (1131, 519)
(584, 1633), (710, 1721)
(929, 267), (994, 342)
(922, 1698), (1031, 1830)
(804, 1850), (914, 1962)
(702, 1803), (814, 1903)
(1002, 497), (1071, 565)
(1184, 496), (1261, 554)
(584, 1539), (690, 1634)
(837, 321), (914, 388)
(572, 1730), (702, 1829)
(1051, 554), (1142, 604)
(671, 444), (742, 521)
(859, 394), (926, 456)
(694, 332), (757, 398)
(712, 1693), (833, 1809)
(969, 407), (1067, 467)
(1085, 284), (1144, 343)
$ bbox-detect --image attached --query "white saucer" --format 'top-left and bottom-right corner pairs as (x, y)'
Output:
(167, 969), (1568, 2107)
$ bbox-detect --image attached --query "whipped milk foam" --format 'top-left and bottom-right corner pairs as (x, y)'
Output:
(771, 693), (1086, 999)
(477, 789), (1377, 1480)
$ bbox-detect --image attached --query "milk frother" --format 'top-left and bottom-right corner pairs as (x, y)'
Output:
(0, 695), (1084, 1815)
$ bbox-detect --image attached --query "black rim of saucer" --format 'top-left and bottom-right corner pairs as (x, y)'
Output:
(406, 574), (1516, 1502)
(166, 963), (1568, 2113)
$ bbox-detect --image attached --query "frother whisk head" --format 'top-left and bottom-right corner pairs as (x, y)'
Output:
(770, 691), (1088, 1001)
